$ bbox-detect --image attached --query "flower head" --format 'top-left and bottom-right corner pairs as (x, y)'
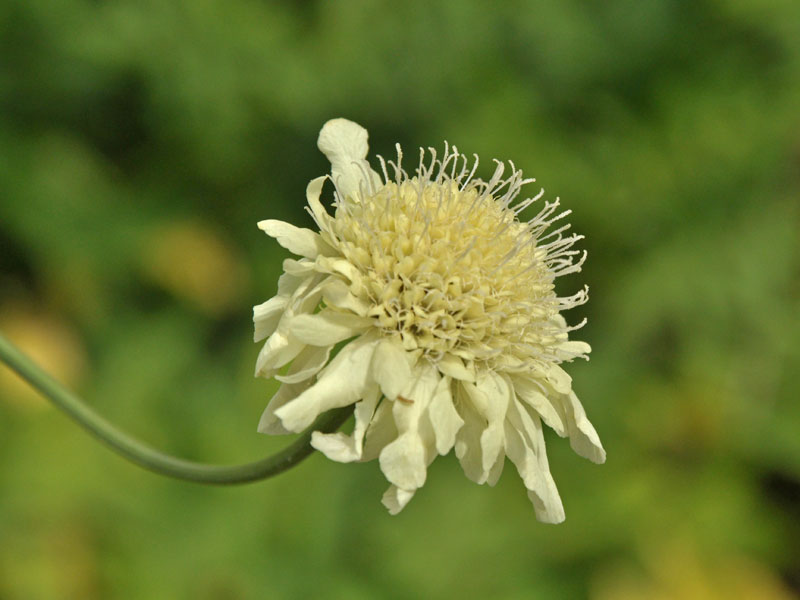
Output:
(254, 118), (604, 522)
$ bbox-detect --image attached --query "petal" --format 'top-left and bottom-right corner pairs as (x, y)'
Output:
(454, 384), (486, 484)
(361, 399), (398, 461)
(464, 371), (511, 478)
(253, 295), (287, 342)
(254, 331), (305, 378)
(526, 477), (566, 524)
(322, 278), (371, 317)
(378, 364), (439, 491)
(559, 391), (606, 464)
(512, 375), (566, 436)
(437, 353), (476, 382)
(315, 256), (367, 295)
(304, 176), (331, 233)
(257, 380), (313, 435)
(317, 118), (380, 201)
(378, 431), (428, 490)
(311, 383), (380, 462)
(257, 220), (333, 259)
(381, 485), (416, 515)
(275, 344), (332, 384)
(281, 258), (317, 279)
(544, 364), (573, 395)
(558, 340), (591, 358)
(485, 451), (505, 487)
(274, 333), (378, 431)
(288, 310), (372, 346)
(370, 338), (414, 400)
(427, 376), (463, 455)
(506, 399), (565, 523)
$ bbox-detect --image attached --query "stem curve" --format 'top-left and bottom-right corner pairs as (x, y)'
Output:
(0, 331), (350, 484)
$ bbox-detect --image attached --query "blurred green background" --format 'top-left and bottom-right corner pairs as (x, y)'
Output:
(1, 0), (799, 598)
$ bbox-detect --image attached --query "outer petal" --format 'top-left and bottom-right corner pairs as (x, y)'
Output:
(254, 331), (305, 378)
(557, 391), (606, 464)
(454, 383), (486, 484)
(322, 278), (371, 317)
(378, 362), (439, 491)
(370, 338), (414, 400)
(427, 376), (463, 455)
(254, 274), (329, 377)
(506, 399), (566, 523)
(556, 340), (591, 360)
(275, 344), (332, 384)
(274, 332), (379, 431)
(315, 256), (368, 296)
(317, 118), (381, 201)
(437, 353), (476, 382)
(543, 363), (573, 395)
(257, 379), (313, 435)
(464, 371), (511, 478)
(311, 382), (380, 462)
(381, 485), (416, 515)
(253, 296), (287, 342)
(257, 220), (334, 259)
(361, 399), (398, 461)
(512, 375), (566, 436)
(288, 310), (372, 346)
(304, 176), (331, 233)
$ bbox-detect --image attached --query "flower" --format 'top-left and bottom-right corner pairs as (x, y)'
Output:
(253, 118), (605, 522)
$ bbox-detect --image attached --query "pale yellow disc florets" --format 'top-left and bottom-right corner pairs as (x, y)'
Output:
(324, 147), (587, 372)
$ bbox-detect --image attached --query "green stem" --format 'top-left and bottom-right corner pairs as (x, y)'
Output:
(0, 331), (350, 484)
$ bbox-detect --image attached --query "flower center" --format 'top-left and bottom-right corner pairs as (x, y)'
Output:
(328, 175), (564, 369)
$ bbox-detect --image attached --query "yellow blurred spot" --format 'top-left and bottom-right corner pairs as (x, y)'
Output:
(140, 220), (249, 315)
(0, 519), (100, 599)
(0, 305), (87, 410)
(592, 537), (797, 600)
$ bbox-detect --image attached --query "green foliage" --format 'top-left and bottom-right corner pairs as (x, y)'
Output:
(1, 0), (799, 598)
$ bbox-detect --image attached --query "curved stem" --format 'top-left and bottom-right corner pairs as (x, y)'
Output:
(0, 331), (350, 484)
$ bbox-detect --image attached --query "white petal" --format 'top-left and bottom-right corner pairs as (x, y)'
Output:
(464, 371), (511, 478)
(257, 380), (312, 435)
(558, 340), (591, 358)
(454, 384), (486, 484)
(311, 383), (380, 462)
(544, 364), (572, 395)
(275, 265), (312, 297)
(427, 377), (463, 455)
(322, 278), (370, 316)
(275, 344), (332, 384)
(317, 118), (380, 201)
(526, 477), (566, 524)
(485, 451), (505, 487)
(288, 310), (372, 346)
(361, 399), (398, 461)
(253, 296), (287, 342)
(315, 256), (367, 295)
(257, 220), (332, 259)
(512, 376), (566, 436)
(281, 258), (317, 279)
(274, 333), (378, 431)
(254, 331), (305, 378)
(370, 338), (414, 400)
(378, 431), (428, 490)
(506, 399), (565, 523)
(559, 391), (606, 464)
(381, 485), (416, 515)
(437, 353), (476, 382)
(378, 364), (439, 490)
(305, 176), (330, 233)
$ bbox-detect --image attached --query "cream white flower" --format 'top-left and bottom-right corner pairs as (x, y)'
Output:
(253, 118), (604, 522)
